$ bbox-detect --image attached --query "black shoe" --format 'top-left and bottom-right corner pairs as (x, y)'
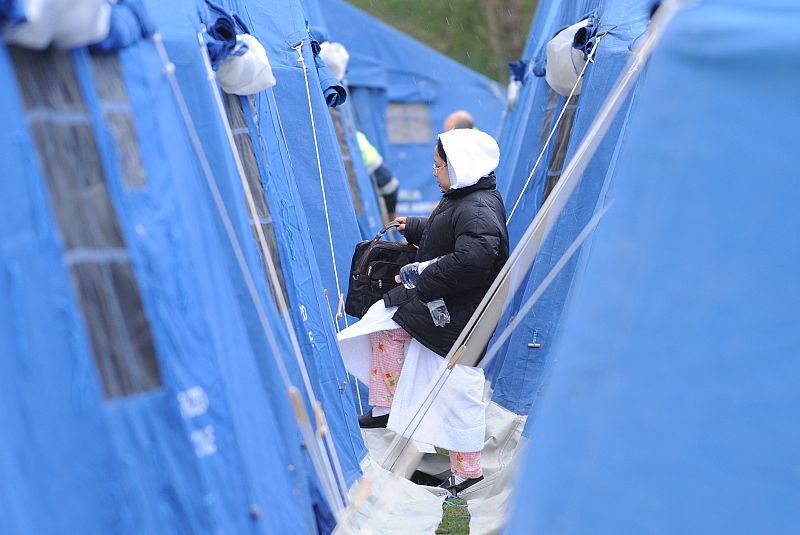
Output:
(438, 474), (484, 496)
(358, 410), (389, 429)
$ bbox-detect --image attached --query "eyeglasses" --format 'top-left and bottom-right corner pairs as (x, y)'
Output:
(433, 163), (447, 172)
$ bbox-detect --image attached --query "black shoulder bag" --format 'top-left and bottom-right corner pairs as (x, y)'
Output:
(344, 221), (417, 318)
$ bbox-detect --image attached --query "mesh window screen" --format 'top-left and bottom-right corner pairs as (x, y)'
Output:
(223, 93), (291, 309)
(386, 102), (432, 144)
(329, 105), (364, 215)
(541, 91), (579, 203)
(89, 54), (147, 189)
(9, 46), (162, 399)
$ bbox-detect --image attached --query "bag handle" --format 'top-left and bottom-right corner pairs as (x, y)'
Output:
(373, 220), (400, 241)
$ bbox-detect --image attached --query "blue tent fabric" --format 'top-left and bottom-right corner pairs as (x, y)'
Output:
(315, 54), (347, 107)
(228, 0), (368, 480)
(0, 46), (124, 535)
(234, 0), (365, 323)
(0, 0), (379, 529)
(0, 0), (25, 23)
(507, 0), (800, 532)
(97, 37), (315, 532)
(0, 29), (316, 534)
(494, 0), (563, 160)
(300, 0), (385, 238)
(318, 0), (506, 218)
(89, 0), (155, 53)
(203, 0), (249, 70)
(307, 23), (347, 108)
(145, 0), (366, 512)
(485, 0), (652, 417)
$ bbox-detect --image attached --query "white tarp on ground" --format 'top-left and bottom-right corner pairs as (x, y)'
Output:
(335, 458), (447, 534)
(466, 446), (526, 535)
(348, 400), (527, 533)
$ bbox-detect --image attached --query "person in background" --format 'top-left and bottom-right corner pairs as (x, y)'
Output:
(443, 109), (475, 131)
(356, 131), (400, 221)
(338, 128), (509, 497)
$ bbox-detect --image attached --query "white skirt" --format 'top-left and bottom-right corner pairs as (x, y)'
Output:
(338, 300), (487, 452)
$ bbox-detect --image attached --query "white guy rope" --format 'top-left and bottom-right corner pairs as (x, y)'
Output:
(292, 43), (367, 418)
(294, 43), (349, 332)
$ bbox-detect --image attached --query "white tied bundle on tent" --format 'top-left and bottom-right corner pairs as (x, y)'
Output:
(319, 41), (349, 81)
(4, 0), (111, 50)
(545, 18), (590, 96)
(217, 33), (276, 95)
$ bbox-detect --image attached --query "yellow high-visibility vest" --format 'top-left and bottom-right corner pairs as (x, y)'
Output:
(356, 131), (383, 173)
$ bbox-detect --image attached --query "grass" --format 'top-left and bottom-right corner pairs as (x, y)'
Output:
(436, 497), (470, 534)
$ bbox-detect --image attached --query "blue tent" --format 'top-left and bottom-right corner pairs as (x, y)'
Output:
(0, 26), (317, 535)
(507, 0), (800, 532)
(299, 0), (386, 238)
(484, 0), (654, 419)
(143, 0), (367, 489)
(244, 1), (366, 323)
(0, 0), (379, 531)
(318, 0), (506, 217)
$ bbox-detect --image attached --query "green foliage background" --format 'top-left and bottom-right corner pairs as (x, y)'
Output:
(348, 0), (538, 82)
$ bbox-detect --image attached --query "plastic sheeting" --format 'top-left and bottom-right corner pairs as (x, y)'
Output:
(4, 0), (111, 49)
(320, 41), (349, 81)
(217, 34), (276, 95)
(507, 0), (800, 532)
(545, 18), (591, 96)
(337, 459), (447, 535)
(357, 400), (526, 534)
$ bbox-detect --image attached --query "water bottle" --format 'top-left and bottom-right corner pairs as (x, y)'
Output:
(427, 298), (451, 327)
(398, 258), (451, 327)
(399, 258), (438, 289)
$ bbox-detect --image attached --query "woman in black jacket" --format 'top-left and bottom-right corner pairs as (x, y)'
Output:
(388, 139), (509, 357)
(338, 128), (508, 496)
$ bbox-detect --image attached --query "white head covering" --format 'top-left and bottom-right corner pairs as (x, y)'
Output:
(438, 128), (500, 190)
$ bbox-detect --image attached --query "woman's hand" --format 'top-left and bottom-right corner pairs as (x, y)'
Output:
(394, 216), (407, 235)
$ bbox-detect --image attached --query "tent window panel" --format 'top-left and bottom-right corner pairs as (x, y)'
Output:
(90, 54), (128, 101)
(29, 122), (125, 250)
(70, 262), (161, 398)
(542, 93), (579, 203)
(539, 89), (560, 146)
(105, 111), (147, 189)
(222, 93), (291, 309)
(386, 102), (432, 144)
(233, 134), (271, 218)
(329, 106), (364, 215)
(9, 47), (84, 110)
(9, 46), (162, 400)
(90, 54), (147, 189)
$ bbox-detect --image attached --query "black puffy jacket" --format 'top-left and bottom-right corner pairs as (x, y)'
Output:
(383, 173), (509, 356)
